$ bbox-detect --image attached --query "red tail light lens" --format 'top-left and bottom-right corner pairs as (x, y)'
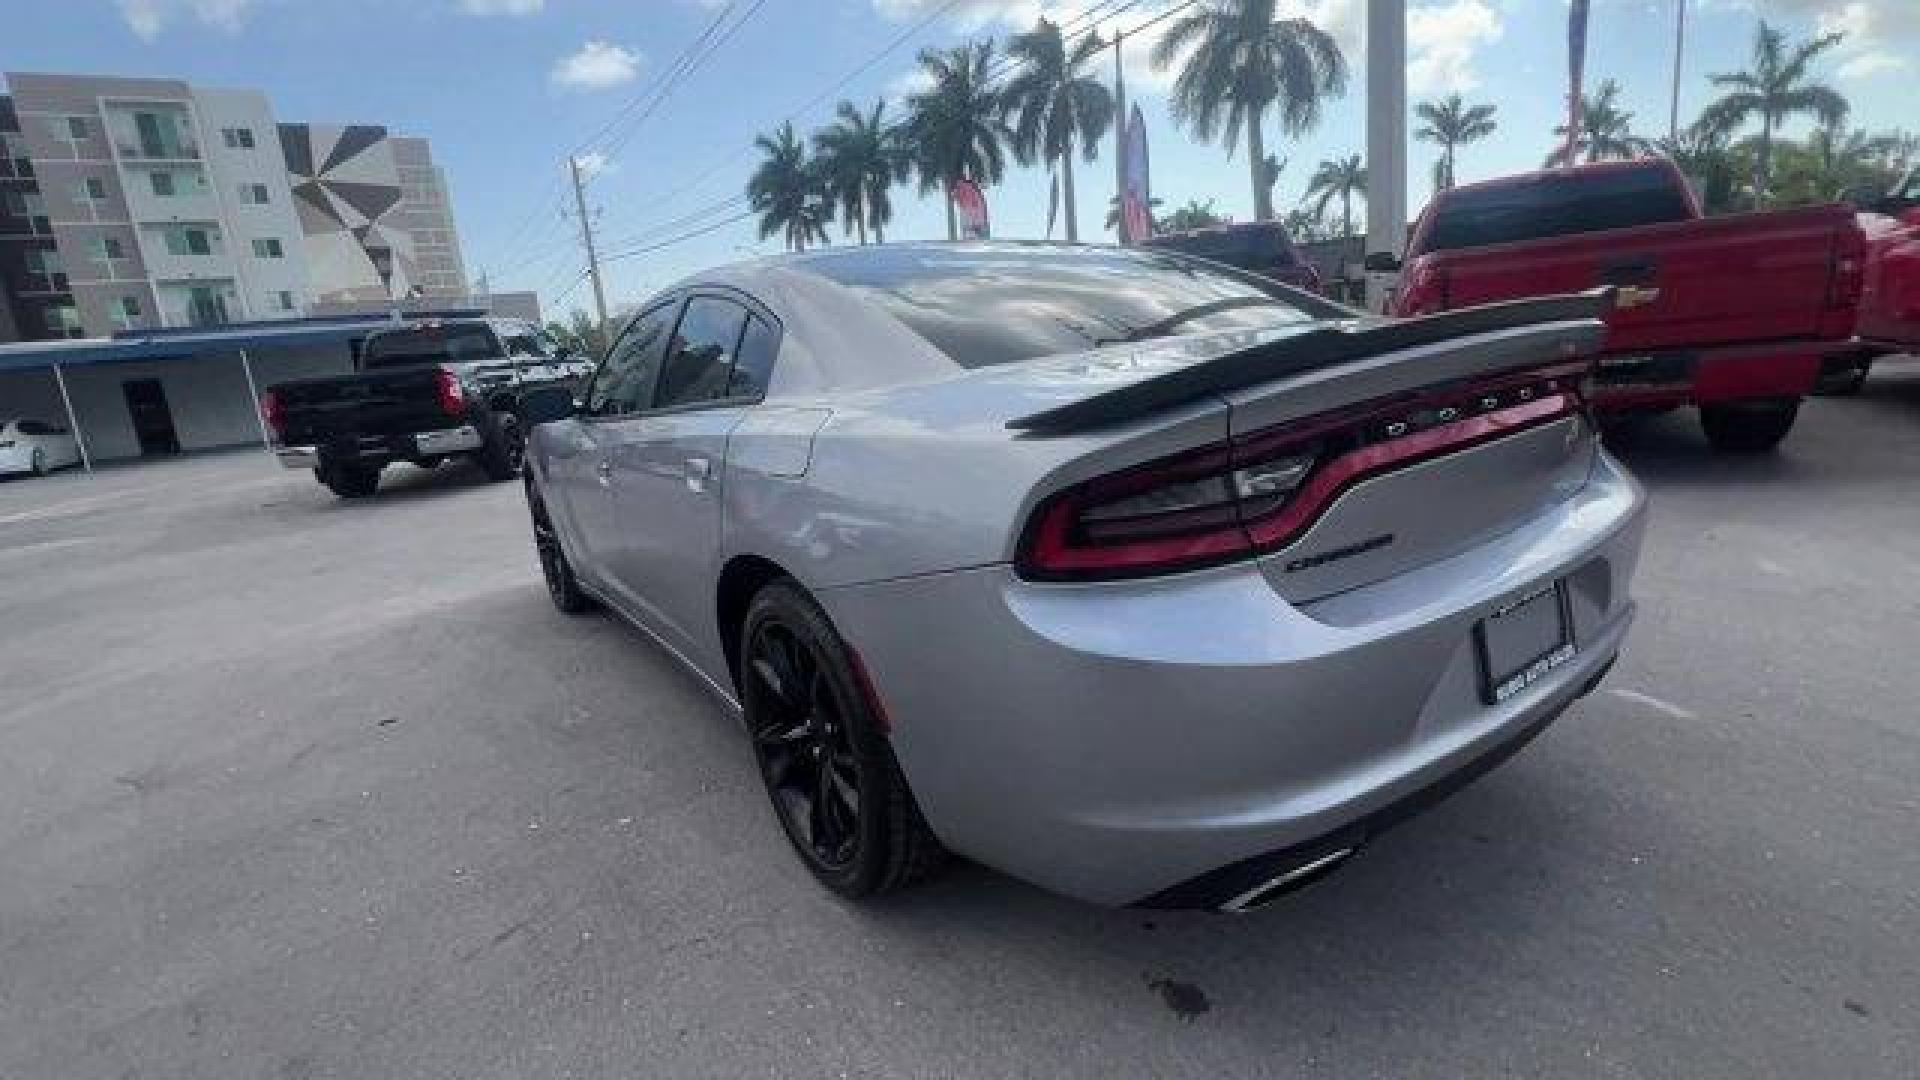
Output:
(434, 367), (465, 416)
(1016, 362), (1588, 581)
(260, 389), (285, 442)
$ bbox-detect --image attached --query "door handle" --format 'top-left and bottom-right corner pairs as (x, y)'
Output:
(595, 459), (613, 487)
(684, 456), (711, 493)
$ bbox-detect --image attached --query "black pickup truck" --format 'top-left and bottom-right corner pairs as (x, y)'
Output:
(262, 318), (588, 498)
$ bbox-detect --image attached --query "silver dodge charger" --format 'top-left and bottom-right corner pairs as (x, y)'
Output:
(519, 243), (1646, 911)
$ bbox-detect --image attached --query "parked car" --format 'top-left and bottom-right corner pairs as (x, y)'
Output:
(1385, 159), (1866, 451)
(1143, 221), (1325, 293)
(1827, 170), (1920, 393)
(0, 416), (81, 477)
(518, 243), (1646, 910)
(261, 318), (584, 498)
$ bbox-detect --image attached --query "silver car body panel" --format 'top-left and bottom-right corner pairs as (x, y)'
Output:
(525, 244), (1648, 905)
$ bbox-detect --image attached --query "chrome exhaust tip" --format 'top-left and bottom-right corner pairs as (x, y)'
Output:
(1217, 847), (1355, 913)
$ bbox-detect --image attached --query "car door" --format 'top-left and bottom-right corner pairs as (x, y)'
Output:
(549, 302), (676, 605)
(604, 291), (773, 670)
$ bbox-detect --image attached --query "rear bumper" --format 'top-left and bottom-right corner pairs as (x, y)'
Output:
(277, 425), (482, 470)
(821, 452), (1647, 906)
(1588, 338), (1847, 410)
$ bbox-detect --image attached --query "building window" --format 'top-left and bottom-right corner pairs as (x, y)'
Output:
(275, 290), (295, 311)
(149, 171), (176, 197)
(252, 236), (284, 259)
(85, 176), (108, 200)
(86, 236), (127, 261)
(163, 227), (214, 256)
(239, 182), (270, 204)
(67, 116), (89, 139)
(221, 127), (255, 149)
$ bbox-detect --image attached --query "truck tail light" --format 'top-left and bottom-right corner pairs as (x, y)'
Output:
(260, 389), (285, 442)
(433, 367), (465, 417)
(1398, 263), (1450, 316)
(1828, 228), (1866, 310)
(1016, 362), (1588, 581)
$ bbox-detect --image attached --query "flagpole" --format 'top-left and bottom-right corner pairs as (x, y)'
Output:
(1669, 0), (1687, 142)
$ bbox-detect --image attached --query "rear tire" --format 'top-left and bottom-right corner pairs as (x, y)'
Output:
(1700, 399), (1799, 453)
(321, 463), (381, 498)
(741, 580), (945, 899)
(477, 414), (524, 482)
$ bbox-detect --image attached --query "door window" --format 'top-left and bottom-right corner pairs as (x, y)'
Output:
(585, 304), (674, 417)
(654, 296), (748, 409)
(730, 314), (779, 398)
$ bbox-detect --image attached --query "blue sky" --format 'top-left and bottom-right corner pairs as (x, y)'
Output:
(5, 0), (1914, 320)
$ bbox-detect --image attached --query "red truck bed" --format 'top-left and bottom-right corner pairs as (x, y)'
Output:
(1858, 208), (1920, 353)
(1391, 161), (1866, 451)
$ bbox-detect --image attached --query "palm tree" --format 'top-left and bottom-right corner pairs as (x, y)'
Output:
(1162, 197), (1224, 232)
(904, 41), (1011, 240)
(999, 17), (1115, 244)
(1304, 154), (1366, 238)
(1701, 20), (1848, 208)
(814, 98), (900, 246)
(1656, 116), (1740, 213)
(748, 121), (830, 252)
(1151, 0), (1348, 222)
(1546, 79), (1653, 166)
(1415, 94), (1497, 192)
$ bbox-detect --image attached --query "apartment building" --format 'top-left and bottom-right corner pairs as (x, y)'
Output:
(0, 71), (472, 343)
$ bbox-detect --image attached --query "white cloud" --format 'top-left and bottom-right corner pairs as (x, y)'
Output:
(1407, 0), (1504, 96)
(116, 0), (253, 39)
(461, 0), (544, 13)
(551, 40), (644, 91)
(1743, 1), (1918, 85)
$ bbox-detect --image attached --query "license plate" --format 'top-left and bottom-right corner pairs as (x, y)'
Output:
(1475, 582), (1575, 705)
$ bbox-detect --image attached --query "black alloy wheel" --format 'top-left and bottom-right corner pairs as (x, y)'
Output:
(747, 619), (863, 871)
(739, 581), (945, 897)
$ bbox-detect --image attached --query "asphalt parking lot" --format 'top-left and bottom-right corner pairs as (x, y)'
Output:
(3, 361), (1917, 1079)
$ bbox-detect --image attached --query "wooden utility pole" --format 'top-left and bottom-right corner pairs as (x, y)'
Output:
(568, 154), (610, 352)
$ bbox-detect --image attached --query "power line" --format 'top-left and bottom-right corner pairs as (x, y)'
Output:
(599, 209), (757, 264)
(572, 1), (741, 157)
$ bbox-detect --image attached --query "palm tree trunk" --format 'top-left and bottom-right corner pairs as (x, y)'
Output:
(1248, 110), (1272, 221)
(1756, 114), (1774, 209)
(1342, 190), (1352, 239)
(856, 192), (868, 246)
(1444, 146), (1455, 190)
(1061, 141), (1079, 244)
(945, 189), (956, 241)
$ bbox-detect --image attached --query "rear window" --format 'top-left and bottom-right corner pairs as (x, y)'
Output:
(799, 245), (1324, 369)
(362, 325), (502, 369)
(1418, 165), (1694, 255)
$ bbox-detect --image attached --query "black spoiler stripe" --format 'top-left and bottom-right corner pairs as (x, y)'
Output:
(1006, 288), (1617, 436)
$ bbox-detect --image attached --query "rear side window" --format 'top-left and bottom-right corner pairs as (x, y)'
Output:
(502, 333), (547, 358)
(654, 296), (747, 409)
(586, 305), (673, 417)
(1420, 165), (1694, 254)
(730, 315), (778, 398)
(17, 419), (54, 435)
(363, 325), (502, 369)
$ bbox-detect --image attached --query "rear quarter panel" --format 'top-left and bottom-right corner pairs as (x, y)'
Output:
(1859, 212), (1920, 349)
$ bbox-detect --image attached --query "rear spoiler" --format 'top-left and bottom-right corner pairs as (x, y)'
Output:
(1007, 288), (1617, 436)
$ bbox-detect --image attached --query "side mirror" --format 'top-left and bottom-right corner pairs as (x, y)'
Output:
(1363, 251), (1401, 274)
(521, 383), (578, 426)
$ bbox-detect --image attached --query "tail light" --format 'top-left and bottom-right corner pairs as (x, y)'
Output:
(1827, 228), (1866, 310)
(1017, 362), (1588, 581)
(434, 367), (465, 416)
(260, 389), (285, 442)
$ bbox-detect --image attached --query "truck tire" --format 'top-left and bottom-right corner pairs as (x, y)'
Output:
(476, 413), (524, 482)
(322, 463), (381, 498)
(1700, 399), (1799, 453)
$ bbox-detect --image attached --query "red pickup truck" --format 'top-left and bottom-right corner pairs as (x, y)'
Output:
(1389, 159), (1866, 451)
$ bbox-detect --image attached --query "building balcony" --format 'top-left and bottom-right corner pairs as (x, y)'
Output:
(114, 139), (201, 162)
